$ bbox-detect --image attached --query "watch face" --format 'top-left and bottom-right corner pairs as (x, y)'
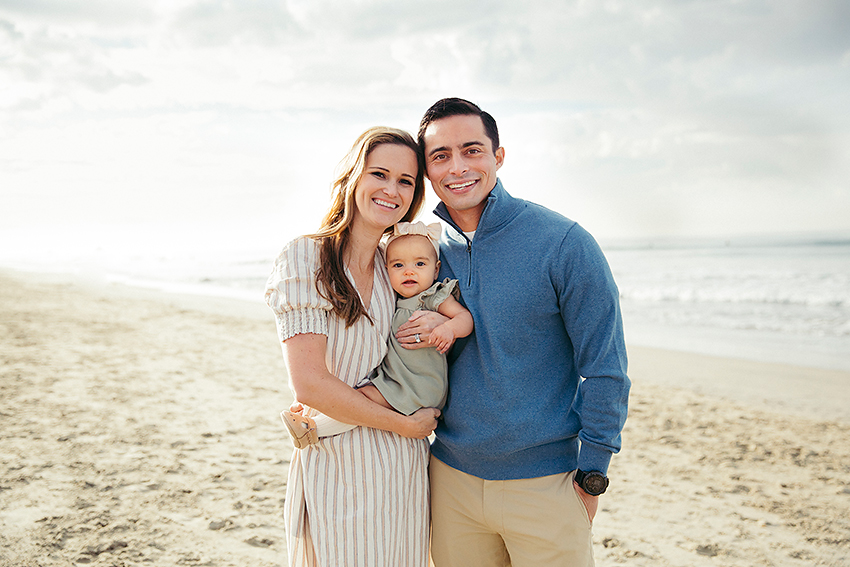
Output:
(584, 473), (609, 495)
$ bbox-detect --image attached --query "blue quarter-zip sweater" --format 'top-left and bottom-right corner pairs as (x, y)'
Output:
(431, 180), (630, 480)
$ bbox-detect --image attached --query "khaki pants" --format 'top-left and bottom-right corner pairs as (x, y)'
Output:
(429, 456), (594, 567)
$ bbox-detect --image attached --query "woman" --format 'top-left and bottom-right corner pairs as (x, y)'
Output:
(264, 127), (440, 566)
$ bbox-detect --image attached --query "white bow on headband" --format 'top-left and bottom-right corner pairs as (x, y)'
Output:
(387, 221), (442, 258)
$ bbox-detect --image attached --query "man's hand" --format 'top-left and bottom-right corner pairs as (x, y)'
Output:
(573, 482), (599, 522)
(396, 310), (449, 349)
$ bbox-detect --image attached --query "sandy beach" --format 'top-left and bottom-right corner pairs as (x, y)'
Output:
(1, 271), (848, 567)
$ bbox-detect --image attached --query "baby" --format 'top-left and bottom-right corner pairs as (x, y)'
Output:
(282, 221), (473, 448)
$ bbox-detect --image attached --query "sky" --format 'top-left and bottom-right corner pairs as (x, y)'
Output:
(2, 0), (849, 266)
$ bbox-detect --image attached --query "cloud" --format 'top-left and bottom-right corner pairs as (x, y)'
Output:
(170, 0), (303, 47)
(0, 0), (848, 245)
(0, 0), (154, 26)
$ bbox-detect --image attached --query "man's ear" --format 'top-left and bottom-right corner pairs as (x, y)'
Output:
(495, 147), (505, 170)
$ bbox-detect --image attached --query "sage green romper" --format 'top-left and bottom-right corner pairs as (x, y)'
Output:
(371, 278), (459, 416)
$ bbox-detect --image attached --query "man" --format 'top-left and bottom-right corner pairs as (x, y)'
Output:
(400, 98), (630, 566)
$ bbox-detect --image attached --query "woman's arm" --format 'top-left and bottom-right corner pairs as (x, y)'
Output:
(429, 295), (474, 353)
(283, 333), (439, 438)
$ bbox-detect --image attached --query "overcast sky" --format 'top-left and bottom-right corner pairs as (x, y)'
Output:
(2, 0), (849, 262)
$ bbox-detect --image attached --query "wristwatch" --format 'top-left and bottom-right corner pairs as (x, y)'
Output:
(574, 469), (609, 496)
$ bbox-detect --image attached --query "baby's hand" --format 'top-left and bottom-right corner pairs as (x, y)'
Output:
(429, 324), (455, 354)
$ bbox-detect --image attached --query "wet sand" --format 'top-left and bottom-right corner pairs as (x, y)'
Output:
(1, 271), (848, 566)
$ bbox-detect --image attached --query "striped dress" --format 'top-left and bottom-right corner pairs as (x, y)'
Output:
(265, 236), (430, 567)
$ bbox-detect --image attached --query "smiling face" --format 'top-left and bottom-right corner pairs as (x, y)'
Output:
(352, 143), (419, 234)
(422, 114), (505, 232)
(385, 235), (440, 298)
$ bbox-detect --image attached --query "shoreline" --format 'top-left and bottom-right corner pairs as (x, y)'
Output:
(6, 266), (848, 424)
(1, 270), (849, 566)
(6, 260), (848, 373)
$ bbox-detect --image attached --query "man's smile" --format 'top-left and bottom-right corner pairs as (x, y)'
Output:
(446, 179), (477, 191)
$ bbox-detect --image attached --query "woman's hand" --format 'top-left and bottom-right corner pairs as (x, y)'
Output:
(396, 310), (450, 349)
(401, 407), (441, 439)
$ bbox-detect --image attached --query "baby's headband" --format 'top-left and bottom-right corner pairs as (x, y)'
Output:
(387, 221), (442, 259)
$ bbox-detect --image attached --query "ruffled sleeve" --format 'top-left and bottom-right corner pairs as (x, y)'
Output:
(419, 278), (460, 312)
(264, 236), (332, 342)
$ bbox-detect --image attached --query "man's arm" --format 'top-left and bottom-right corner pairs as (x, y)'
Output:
(557, 224), (631, 475)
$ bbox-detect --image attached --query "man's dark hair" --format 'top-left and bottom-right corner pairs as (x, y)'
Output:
(418, 97), (500, 154)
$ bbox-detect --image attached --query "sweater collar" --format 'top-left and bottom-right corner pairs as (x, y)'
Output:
(433, 179), (522, 241)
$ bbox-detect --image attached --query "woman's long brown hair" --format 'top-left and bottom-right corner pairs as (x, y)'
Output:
(308, 127), (425, 327)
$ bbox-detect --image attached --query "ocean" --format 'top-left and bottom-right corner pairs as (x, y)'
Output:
(3, 233), (848, 372)
(605, 236), (850, 372)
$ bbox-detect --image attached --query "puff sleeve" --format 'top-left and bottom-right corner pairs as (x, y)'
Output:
(264, 237), (332, 342)
(419, 278), (460, 312)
